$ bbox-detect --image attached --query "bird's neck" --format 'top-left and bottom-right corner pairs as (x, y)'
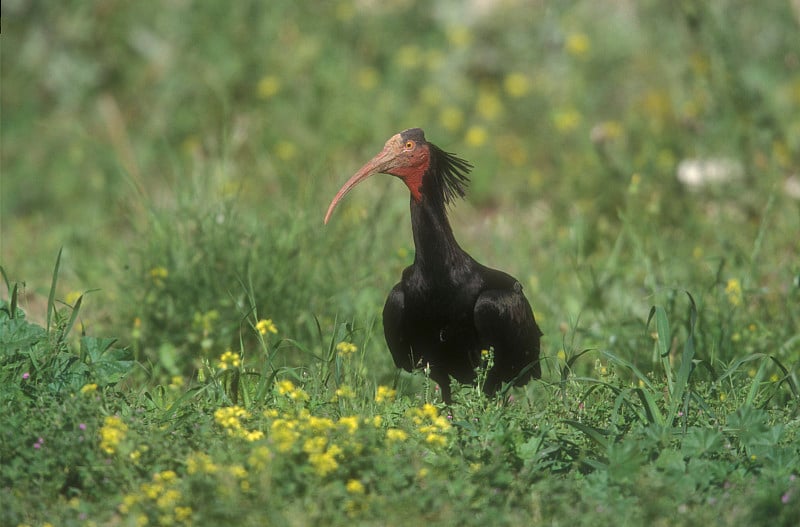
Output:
(409, 195), (467, 271)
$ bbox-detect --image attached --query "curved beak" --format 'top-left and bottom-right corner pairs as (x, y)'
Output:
(324, 137), (401, 224)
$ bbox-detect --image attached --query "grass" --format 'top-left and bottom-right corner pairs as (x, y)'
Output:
(2, 0), (800, 525)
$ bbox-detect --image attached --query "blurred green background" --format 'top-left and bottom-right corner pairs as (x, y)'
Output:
(2, 0), (799, 381)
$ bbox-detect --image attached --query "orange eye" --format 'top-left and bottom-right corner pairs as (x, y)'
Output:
(405, 140), (415, 150)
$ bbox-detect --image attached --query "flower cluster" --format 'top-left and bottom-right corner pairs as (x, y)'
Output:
(256, 318), (278, 335)
(99, 415), (128, 455)
(374, 385), (396, 404)
(214, 406), (264, 442)
(217, 350), (241, 370)
(276, 379), (310, 402)
(408, 403), (452, 448)
(725, 278), (743, 307)
(336, 341), (358, 356)
(119, 470), (192, 526)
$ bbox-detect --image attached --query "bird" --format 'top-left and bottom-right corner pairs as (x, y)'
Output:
(324, 128), (541, 403)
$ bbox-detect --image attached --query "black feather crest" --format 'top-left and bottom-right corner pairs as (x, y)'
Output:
(427, 142), (473, 205)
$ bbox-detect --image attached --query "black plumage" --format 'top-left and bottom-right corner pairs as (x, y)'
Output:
(325, 128), (541, 403)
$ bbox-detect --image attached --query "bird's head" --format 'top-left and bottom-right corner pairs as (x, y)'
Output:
(324, 128), (472, 224)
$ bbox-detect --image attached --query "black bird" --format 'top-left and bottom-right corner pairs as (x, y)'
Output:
(325, 128), (541, 403)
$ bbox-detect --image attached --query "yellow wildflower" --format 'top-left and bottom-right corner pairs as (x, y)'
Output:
(65, 290), (82, 306)
(309, 444), (342, 477)
(334, 385), (355, 400)
(346, 479), (365, 494)
(248, 445), (272, 471)
(174, 506), (192, 523)
(725, 278), (742, 307)
(217, 350), (241, 370)
(99, 416), (128, 455)
(270, 419), (300, 452)
(257, 75), (281, 99)
(374, 385), (396, 404)
(553, 108), (581, 133)
(338, 416), (359, 434)
(256, 318), (278, 335)
(425, 433), (447, 447)
(275, 141), (297, 162)
(149, 267), (169, 280)
(465, 125), (488, 147)
(386, 428), (408, 443)
(476, 89), (503, 121)
(276, 379), (310, 402)
(565, 32), (590, 58)
(336, 341), (358, 355)
(168, 376), (184, 390)
(396, 45), (422, 69)
(439, 106), (464, 132)
(503, 72), (530, 98)
(81, 383), (98, 395)
(357, 67), (379, 91)
(187, 451), (218, 475)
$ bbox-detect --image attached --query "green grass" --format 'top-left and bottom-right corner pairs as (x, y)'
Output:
(2, 0), (800, 525)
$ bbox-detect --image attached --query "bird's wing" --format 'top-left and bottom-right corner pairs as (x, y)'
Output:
(473, 281), (542, 388)
(383, 283), (414, 371)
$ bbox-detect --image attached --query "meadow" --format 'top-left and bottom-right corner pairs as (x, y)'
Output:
(2, 1), (799, 525)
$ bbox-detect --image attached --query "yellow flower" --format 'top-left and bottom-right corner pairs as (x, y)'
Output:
(256, 318), (278, 335)
(465, 125), (488, 147)
(187, 451), (218, 475)
(149, 266), (169, 279)
(476, 89), (503, 121)
(503, 72), (530, 98)
(217, 350), (241, 370)
(338, 416), (359, 434)
(270, 419), (300, 452)
(174, 506), (192, 523)
(396, 45), (422, 69)
(65, 290), (82, 306)
(446, 25), (472, 48)
(357, 67), (379, 91)
(425, 433), (447, 447)
(168, 376), (184, 390)
(334, 385), (355, 400)
(308, 444), (342, 477)
(99, 416), (128, 455)
(275, 141), (297, 162)
(245, 430), (265, 442)
(248, 445), (272, 471)
(553, 108), (581, 133)
(374, 385), (396, 404)
(346, 479), (365, 494)
(81, 383), (98, 395)
(336, 341), (358, 355)
(257, 75), (281, 99)
(565, 32), (590, 58)
(439, 106), (464, 132)
(386, 428), (408, 443)
(276, 379), (309, 402)
(725, 278), (742, 307)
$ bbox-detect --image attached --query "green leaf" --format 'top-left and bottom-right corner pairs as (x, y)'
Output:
(681, 426), (723, 458)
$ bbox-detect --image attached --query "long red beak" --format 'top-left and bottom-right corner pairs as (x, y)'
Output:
(324, 141), (399, 224)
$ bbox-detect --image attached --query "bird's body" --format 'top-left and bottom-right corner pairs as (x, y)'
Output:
(325, 128), (541, 403)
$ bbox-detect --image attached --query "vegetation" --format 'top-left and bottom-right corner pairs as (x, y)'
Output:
(2, 1), (799, 525)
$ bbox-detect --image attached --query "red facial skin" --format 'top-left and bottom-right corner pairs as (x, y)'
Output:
(324, 133), (431, 224)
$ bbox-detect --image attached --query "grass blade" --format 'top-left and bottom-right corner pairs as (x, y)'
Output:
(47, 247), (63, 333)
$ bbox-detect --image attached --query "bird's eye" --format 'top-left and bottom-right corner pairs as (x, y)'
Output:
(405, 140), (415, 150)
